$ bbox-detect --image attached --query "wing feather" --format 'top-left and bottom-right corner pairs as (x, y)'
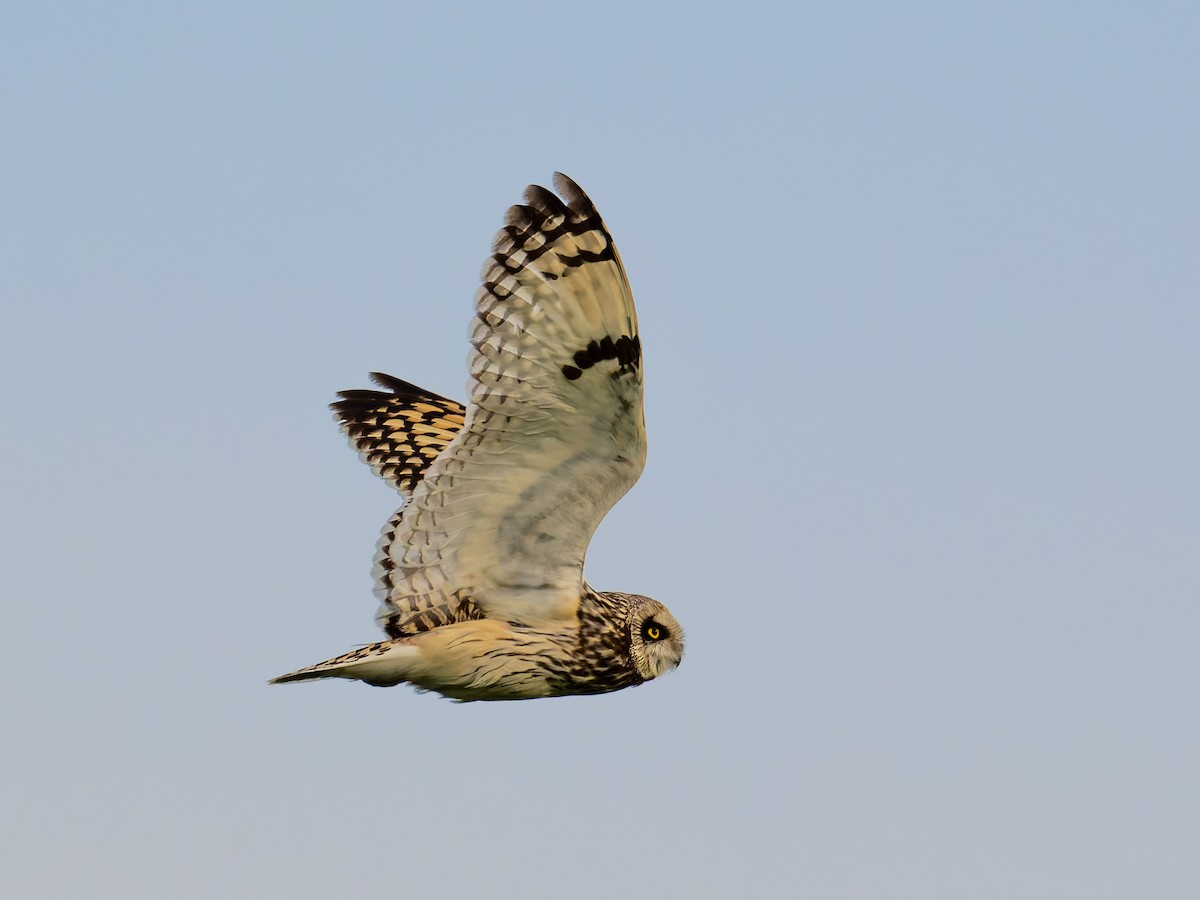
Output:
(376, 174), (646, 630)
(331, 373), (466, 496)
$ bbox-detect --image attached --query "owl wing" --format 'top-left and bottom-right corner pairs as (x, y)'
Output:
(331, 373), (466, 497)
(377, 173), (645, 633)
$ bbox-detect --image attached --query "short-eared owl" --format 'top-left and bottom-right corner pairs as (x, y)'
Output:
(272, 174), (683, 700)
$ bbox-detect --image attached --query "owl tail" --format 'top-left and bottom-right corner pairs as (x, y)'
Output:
(269, 640), (418, 687)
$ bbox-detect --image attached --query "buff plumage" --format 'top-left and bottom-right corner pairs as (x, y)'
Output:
(272, 174), (683, 700)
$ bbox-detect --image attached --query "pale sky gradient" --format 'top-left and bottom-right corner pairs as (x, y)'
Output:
(3, 4), (1198, 898)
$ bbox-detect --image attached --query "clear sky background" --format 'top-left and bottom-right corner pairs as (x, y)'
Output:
(3, 4), (1197, 898)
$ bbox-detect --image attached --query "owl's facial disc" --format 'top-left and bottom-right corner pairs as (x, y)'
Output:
(628, 599), (684, 680)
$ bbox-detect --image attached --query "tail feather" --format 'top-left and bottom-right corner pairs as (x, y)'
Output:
(270, 640), (418, 687)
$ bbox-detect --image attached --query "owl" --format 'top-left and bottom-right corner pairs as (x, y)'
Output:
(271, 173), (684, 700)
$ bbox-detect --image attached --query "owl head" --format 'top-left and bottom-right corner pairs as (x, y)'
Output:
(626, 596), (685, 681)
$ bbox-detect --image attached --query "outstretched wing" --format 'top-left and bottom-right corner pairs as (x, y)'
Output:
(378, 173), (645, 632)
(331, 373), (466, 497)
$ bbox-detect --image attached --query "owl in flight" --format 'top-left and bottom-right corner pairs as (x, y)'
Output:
(272, 173), (683, 700)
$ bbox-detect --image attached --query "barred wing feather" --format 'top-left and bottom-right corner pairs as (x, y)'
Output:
(377, 174), (645, 630)
(331, 373), (466, 497)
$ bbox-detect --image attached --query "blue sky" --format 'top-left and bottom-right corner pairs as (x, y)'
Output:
(3, 4), (1197, 898)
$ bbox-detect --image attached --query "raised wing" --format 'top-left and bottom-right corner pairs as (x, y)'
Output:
(377, 173), (646, 632)
(331, 372), (466, 497)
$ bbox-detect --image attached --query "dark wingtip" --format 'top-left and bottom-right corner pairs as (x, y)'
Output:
(523, 182), (568, 217)
(368, 372), (430, 394)
(330, 373), (461, 414)
(553, 171), (586, 204)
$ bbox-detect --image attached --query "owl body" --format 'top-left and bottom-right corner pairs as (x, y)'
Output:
(272, 174), (684, 700)
(276, 590), (681, 701)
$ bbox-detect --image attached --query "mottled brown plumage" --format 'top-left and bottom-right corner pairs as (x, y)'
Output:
(271, 174), (683, 700)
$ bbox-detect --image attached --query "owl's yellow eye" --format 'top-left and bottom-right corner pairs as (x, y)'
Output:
(642, 622), (666, 641)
